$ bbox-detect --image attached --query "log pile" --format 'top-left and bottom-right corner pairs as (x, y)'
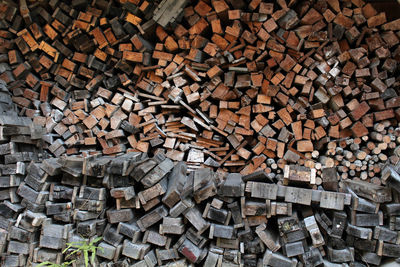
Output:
(0, 82), (396, 266)
(1, 0), (400, 266)
(0, 133), (399, 266)
(0, 80), (398, 266)
(0, 0), (400, 177)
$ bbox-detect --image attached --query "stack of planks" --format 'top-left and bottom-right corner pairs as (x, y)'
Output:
(0, 0), (400, 176)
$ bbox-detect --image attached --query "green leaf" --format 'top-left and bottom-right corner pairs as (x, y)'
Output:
(92, 236), (103, 244)
(62, 236), (103, 267)
(84, 250), (89, 267)
(62, 247), (70, 254)
(36, 262), (53, 267)
(63, 260), (75, 267)
(91, 248), (96, 266)
(66, 248), (80, 257)
(66, 241), (84, 249)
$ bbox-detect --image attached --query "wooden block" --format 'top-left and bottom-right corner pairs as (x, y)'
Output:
(297, 140), (313, 152)
(123, 51), (143, 62)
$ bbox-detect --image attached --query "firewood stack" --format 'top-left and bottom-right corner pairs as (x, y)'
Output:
(0, 0), (399, 176)
(0, 142), (399, 266)
(1, 0), (400, 266)
(0, 81), (398, 267)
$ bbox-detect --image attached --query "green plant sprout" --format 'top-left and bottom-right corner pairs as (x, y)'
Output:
(36, 236), (103, 267)
(63, 236), (103, 267)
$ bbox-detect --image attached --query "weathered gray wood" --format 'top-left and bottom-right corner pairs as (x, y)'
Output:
(322, 167), (338, 191)
(138, 179), (167, 205)
(137, 205), (168, 232)
(110, 187), (136, 200)
(243, 170), (274, 183)
(382, 165), (400, 193)
(205, 205), (228, 224)
(73, 209), (102, 222)
(193, 168), (217, 203)
(255, 223), (281, 252)
(0, 115), (32, 126)
(243, 200), (267, 216)
(97, 242), (117, 260)
(302, 248), (323, 267)
(285, 187), (312, 206)
(159, 217), (184, 235)
(77, 219), (106, 238)
(153, 0), (188, 27)
(284, 165), (315, 184)
(352, 212), (383, 227)
(156, 248), (179, 265)
(327, 247), (354, 262)
(82, 156), (111, 177)
(0, 175), (21, 188)
(117, 221), (141, 242)
(209, 224), (235, 239)
(3, 254), (27, 267)
(374, 226), (398, 244)
(39, 223), (70, 250)
(74, 198), (106, 212)
(203, 251), (219, 267)
(304, 215), (324, 247)
(348, 188), (380, 214)
(344, 179), (392, 203)
(379, 242), (400, 257)
(143, 230), (169, 247)
(132, 158), (159, 182)
(108, 152), (142, 176)
(227, 201), (243, 228)
(50, 185), (73, 201)
(185, 227), (207, 247)
(169, 199), (192, 218)
(45, 201), (71, 215)
(183, 206), (209, 234)
(122, 240), (151, 260)
(17, 183), (49, 205)
(247, 182), (278, 199)
(59, 156), (84, 178)
(360, 252), (381, 266)
(218, 173), (243, 197)
(319, 191), (345, 210)
(79, 186), (106, 201)
(143, 250), (157, 267)
(7, 240), (30, 255)
(384, 203), (400, 216)
(41, 158), (62, 176)
(141, 158), (174, 188)
(176, 237), (206, 264)
(284, 241), (305, 257)
(106, 209), (134, 224)
(346, 224), (372, 240)
(162, 162), (186, 208)
(331, 211), (347, 238)
(268, 201), (292, 216)
(263, 249), (297, 267)
(353, 238), (377, 252)
(277, 9), (299, 30)
(33, 247), (62, 265)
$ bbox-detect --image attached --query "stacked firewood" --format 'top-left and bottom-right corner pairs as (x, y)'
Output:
(0, 0), (399, 175)
(0, 83), (397, 266)
(1, 0), (400, 266)
(1, 147), (400, 266)
(0, 81), (398, 266)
